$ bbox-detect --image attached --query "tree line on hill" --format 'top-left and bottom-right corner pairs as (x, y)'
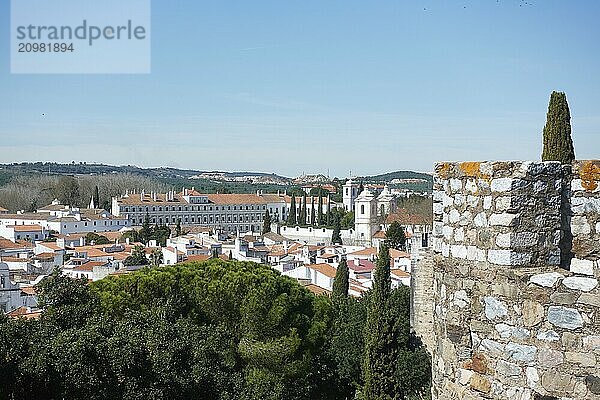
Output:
(0, 250), (430, 399)
(0, 174), (168, 213)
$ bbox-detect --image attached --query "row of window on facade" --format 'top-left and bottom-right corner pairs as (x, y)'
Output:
(123, 204), (269, 213)
(128, 214), (265, 225)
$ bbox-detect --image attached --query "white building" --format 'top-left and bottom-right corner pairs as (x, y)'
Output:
(0, 200), (130, 236)
(112, 188), (335, 235)
(0, 262), (38, 313)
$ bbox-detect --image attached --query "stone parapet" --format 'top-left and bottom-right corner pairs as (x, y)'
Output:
(418, 160), (600, 400)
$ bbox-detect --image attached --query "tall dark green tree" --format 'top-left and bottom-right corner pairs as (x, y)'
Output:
(331, 214), (342, 245)
(385, 221), (406, 251)
(139, 212), (153, 244)
(262, 210), (272, 234)
(93, 185), (100, 209)
(358, 181), (364, 195)
(300, 194), (307, 226)
(317, 193), (324, 226)
(363, 243), (398, 399)
(287, 196), (297, 226)
(176, 219), (182, 237)
(326, 195), (331, 226)
(332, 258), (349, 302)
(542, 91), (575, 164)
(310, 197), (316, 226)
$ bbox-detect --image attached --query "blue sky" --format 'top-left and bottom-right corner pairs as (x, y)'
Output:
(1, 0), (599, 177)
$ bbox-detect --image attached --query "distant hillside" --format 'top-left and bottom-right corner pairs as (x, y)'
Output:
(0, 162), (290, 181)
(357, 170), (433, 193)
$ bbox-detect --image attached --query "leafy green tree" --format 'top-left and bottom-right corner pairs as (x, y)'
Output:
(542, 91), (575, 164)
(310, 197), (316, 226)
(363, 243), (398, 399)
(55, 176), (81, 206)
(287, 196), (297, 226)
(385, 221), (406, 251)
(326, 196), (331, 226)
(331, 214), (342, 245)
(340, 211), (355, 230)
(262, 210), (272, 234)
(152, 224), (171, 247)
(149, 248), (163, 267)
(85, 232), (111, 245)
(121, 229), (140, 243)
(124, 245), (149, 266)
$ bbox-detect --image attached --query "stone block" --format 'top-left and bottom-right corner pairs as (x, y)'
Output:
(583, 335), (600, 351)
(491, 178), (515, 192)
(496, 359), (522, 377)
(547, 306), (584, 330)
(483, 196), (492, 210)
(469, 373), (491, 393)
(526, 366), (539, 388)
(522, 300), (544, 327)
(483, 296), (508, 320)
(562, 276), (598, 292)
(451, 245), (468, 259)
(489, 213), (519, 226)
(529, 272), (564, 288)
(541, 370), (575, 394)
(571, 215), (591, 235)
(505, 342), (537, 363)
(570, 258), (595, 276)
(449, 209), (460, 223)
(536, 330), (560, 342)
(473, 212), (487, 227)
(565, 351), (596, 367)
(549, 291), (579, 305)
(578, 292), (600, 307)
(538, 347), (564, 367)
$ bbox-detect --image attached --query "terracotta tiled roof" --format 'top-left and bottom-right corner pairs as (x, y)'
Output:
(10, 224), (43, 232)
(7, 306), (42, 320)
(0, 237), (31, 250)
(391, 269), (410, 278)
(303, 283), (331, 296)
(306, 263), (337, 278)
(390, 249), (410, 259)
(348, 247), (377, 257)
(386, 208), (432, 225)
(20, 286), (36, 295)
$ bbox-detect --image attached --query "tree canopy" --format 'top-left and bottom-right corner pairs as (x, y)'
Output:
(0, 259), (430, 400)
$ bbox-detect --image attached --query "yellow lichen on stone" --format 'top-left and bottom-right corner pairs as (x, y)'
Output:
(459, 162), (490, 181)
(579, 160), (600, 192)
(437, 162), (452, 179)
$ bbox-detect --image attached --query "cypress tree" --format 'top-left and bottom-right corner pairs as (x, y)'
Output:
(317, 193), (324, 226)
(331, 214), (342, 244)
(287, 196), (297, 226)
(542, 91), (575, 164)
(310, 197), (316, 226)
(176, 219), (182, 237)
(262, 210), (272, 234)
(139, 212), (152, 244)
(93, 185), (100, 209)
(326, 195), (331, 226)
(332, 258), (349, 302)
(363, 242), (398, 399)
(300, 194), (307, 226)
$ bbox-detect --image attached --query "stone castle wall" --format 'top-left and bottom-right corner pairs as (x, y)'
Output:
(414, 160), (600, 400)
